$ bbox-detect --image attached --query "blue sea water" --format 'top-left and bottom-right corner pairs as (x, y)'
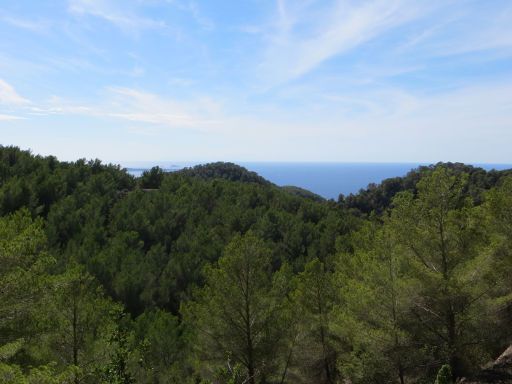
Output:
(240, 163), (423, 199)
(125, 162), (512, 200)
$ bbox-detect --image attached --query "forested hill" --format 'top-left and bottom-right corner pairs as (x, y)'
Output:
(0, 146), (347, 304)
(176, 161), (270, 185)
(1, 145), (512, 384)
(342, 162), (512, 215)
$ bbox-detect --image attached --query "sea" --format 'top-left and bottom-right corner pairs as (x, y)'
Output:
(124, 162), (512, 200)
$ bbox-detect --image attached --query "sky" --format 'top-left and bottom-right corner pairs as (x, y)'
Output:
(0, 0), (511, 164)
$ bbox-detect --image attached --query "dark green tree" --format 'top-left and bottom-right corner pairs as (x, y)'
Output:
(0, 210), (52, 365)
(292, 258), (337, 383)
(139, 167), (165, 189)
(334, 221), (420, 384)
(185, 232), (291, 384)
(388, 168), (490, 378)
(44, 265), (120, 382)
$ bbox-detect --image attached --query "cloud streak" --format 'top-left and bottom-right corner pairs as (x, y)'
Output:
(105, 87), (224, 129)
(25, 87), (227, 133)
(259, 0), (431, 85)
(0, 114), (24, 121)
(0, 14), (52, 32)
(0, 79), (30, 105)
(68, 0), (167, 32)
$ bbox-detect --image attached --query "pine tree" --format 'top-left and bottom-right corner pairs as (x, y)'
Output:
(185, 232), (291, 384)
(388, 167), (490, 378)
(334, 221), (419, 384)
(292, 258), (337, 383)
(0, 210), (53, 366)
(45, 264), (120, 382)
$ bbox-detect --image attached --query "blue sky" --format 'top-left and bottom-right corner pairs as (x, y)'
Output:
(0, 0), (511, 163)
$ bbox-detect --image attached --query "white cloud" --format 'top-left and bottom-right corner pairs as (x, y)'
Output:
(34, 87), (226, 132)
(0, 113), (24, 121)
(256, 0), (512, 88)
(0, 79), (30, 105)
(104, 87), (224, 129)
(178, 1), (214, 30)
(68, 0), (166, 31)
(259, 0), (432, 85)
(389, 3), (512, 58)
(31, 96), (96, 116)
(0, 15), (51, 32)
(314, 81), (512, 154)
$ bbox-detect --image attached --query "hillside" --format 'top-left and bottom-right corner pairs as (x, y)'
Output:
(342, 162), (512, 215)
(0, 146), (350, 315)
(177, 162), (270, 185)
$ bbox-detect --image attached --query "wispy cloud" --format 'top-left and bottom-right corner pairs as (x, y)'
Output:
(394, 4), (512, 58)
(0, 113), (24, 121)
(255, 0), (512, 89)
(170, 0), (215, 30)
(437, 11), (512, 56)
(29, 87), (226, 132)
(259, 0), (432, 85)
(105, 87), (223, 129)
(0, 79), (30, 105)
(0, 14), (52, 32)
(68, 0), (167, 32)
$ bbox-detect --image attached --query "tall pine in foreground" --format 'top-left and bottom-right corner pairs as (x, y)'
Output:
(483, 176), (512, 341)
(45, 265), (120, 382)
(185, 232), (293, 384)
(292, 258), (337, 383)
(334, 221), (419, 384)
(388, 167), (490, 379)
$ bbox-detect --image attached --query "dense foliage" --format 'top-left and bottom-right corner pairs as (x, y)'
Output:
(1, 145), (511, 383)
(342, 162), (512, 215)
(177, 162), (270, 185)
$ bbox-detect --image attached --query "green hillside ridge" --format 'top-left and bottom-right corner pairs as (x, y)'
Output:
(177, 161), (271, 185)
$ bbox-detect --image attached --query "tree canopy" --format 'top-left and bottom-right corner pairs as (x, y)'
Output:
(1, 145), (511, 383)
